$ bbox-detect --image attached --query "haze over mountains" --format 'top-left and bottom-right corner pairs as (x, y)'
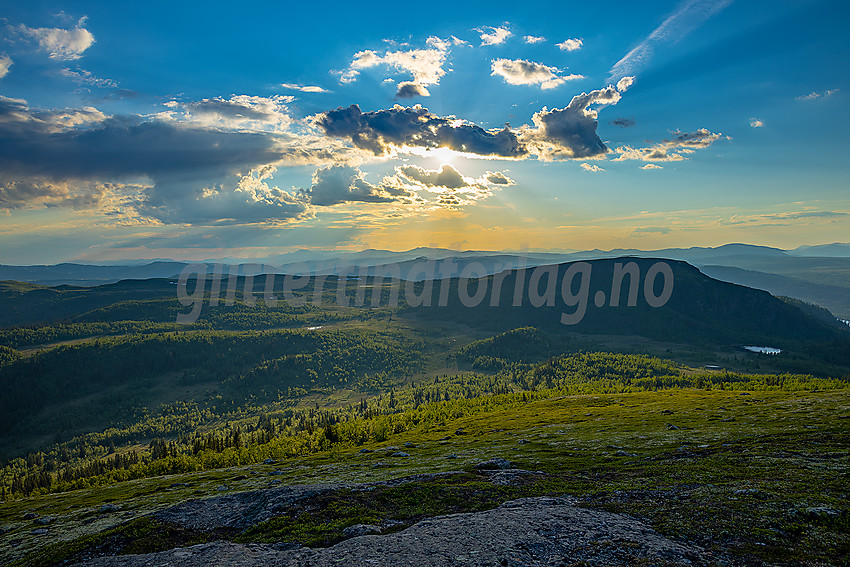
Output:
(2, 243), (848, 318)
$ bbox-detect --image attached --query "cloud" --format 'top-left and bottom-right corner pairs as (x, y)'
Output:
(143, 164), (309, 225)
(394, 163), (514, 207)
(485, 171), (514, 185)
(721, 210), (848, 227)
(314, 104), (528, 159)
(616, 76), (635, 92)
(315, 81), (683, 164)
(520, 86), (623, 159)
(610, 117), (635, 128)
(524, 35), (545, 44)
(58, 67), (117, 88)
(398, 164), (514, 189)
(0, 95), (310, 224)
(608, 0), (732, 82)
(614, 128), (725, 162)
(749, 117), (764, 128)
(0, 176), (111, 210)
(0, 56), (12, 79)
(280, 83), (329, 93)
(300, 165), (405, 206)
(0, 95), (108, 135)
(632, 226), (672, 235)
(14, 19), (95, 60)
(796, 89), (838, 101)
(556, 38), (583, 52)
(398, 163), (468, 189)
(160, 95), (294, 133)
(477, 26), (511, 46)
(641, 163), (663, 170)
(580, 163), (604, 172)
(491, 58), (583, 90)
(395, 81), (430, 98)
(340, 37), (449, 98)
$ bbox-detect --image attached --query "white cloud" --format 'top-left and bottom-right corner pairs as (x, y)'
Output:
(341, 37), (449, 98)
(616, 76), (635, 92)
(641, 163), (663, 170)
(280, 83), (329, 93)
(491, 58), (583, 90)
(580, 163), (604, 172)
(477, 26), (511, 46)
(524, 35), (545, 44)
(0, 95), (109, 134)
(58, 67), (117, 88)
(608, 0), (732, 82)
(556, 38), (583, 51)
(749, 117), (764, 128)
(45, 106), (110, 131)
(15, 20), (95, 60)
(0, 56), (12, 79)
(796, 89), (838, 101)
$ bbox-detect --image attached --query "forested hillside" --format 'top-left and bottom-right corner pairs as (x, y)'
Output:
(1, 259), (848, 499)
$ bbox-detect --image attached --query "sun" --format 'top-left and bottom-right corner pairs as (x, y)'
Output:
(427, 146), (457, 165)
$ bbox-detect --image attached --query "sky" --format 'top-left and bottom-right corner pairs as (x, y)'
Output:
(0, 0), (848, 264)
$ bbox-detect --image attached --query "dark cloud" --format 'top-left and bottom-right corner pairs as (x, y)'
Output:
(397, 164), (468, 189)
(632, 226), (672, 235)
(395, 81), (430, 99)
(664, 128), (722, 148)
(0, 97), (277, 180)
(485, 171), (514, 185)
(614, 128), (724, 162)
(392, 164), (514, 207)
(300, 165), (404, 207)
(522, 86), (622, 159)
(314, 104), (528, 159)
(0, 96), (308, 223)
(610, 117), (635, 128)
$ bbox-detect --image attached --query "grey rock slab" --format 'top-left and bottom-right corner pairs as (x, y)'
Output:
(153, 483), (347, 531)
(78, 497), (709, 566)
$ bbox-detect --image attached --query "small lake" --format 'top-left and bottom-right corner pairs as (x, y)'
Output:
(743, 346), (781, 354)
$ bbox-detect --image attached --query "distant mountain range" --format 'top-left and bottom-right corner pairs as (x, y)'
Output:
(1, 243), (849, 317)
(1, 258), (846, 350)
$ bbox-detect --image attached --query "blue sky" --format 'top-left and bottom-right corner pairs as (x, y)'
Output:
(0, 0), (848, 263)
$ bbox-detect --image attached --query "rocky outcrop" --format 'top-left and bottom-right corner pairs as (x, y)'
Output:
(77, 496), (709, 566)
